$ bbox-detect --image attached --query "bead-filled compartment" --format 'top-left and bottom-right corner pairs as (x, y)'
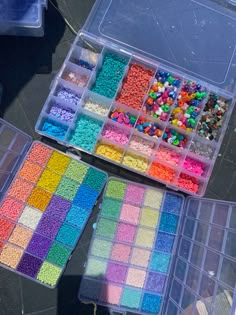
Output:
(35, 39), (233, 196)
(0, 142), (107, 288)
(79, 177), (184, 315)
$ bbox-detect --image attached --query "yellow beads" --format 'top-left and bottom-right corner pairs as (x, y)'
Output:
(37, 170), (61, 193)
(96, 143), (123, 162)
(47, 151), (70, 174)
(122, 152), (148, 172)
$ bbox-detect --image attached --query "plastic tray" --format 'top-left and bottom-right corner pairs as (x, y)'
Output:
(0, 141), (107, 288)
(0, 118), (32, 202)
(35, 35), (234, 197)
(0, 0), (47, 37)
(79, 177), (236, 315)
(79, 177), (185, 315)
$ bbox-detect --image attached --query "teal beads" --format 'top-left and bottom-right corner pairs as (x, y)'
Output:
(92, 53), (128, 98)
(69, 114), (103, 152)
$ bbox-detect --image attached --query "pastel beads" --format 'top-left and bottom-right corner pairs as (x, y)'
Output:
(96, 143), (123, 162)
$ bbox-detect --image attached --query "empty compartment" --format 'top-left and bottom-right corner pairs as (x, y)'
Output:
(0, 150), (20, 174)
(186, 265), (200, 292)
(181, 287), (196, 310)
(177, 171), (207, 196)
(198, 201), (214, 222)
(189, 136), (216, 159)
(116, 58), (156, 110)
(155, 143), (184, 167)
(0, 171), (12, 193)
(122, 149), (150, 173)
(10, 133), (31, 154)
(170, 79), (208, 132)
(128, 132), (157, 157)
(212, 203), (229, 227)
(61, 62), (91, 88)
(229, 206), (236, 230)
(203, 249), (220, 277)
(162, 126), (191, 149)
(175, 258), (188, 282)
(198, 274), (216, 298)
(179, 238), (192, 260)
(91, 48), (130, 99)
(183, 155), (212, 178)
(170, 279), (183, 304)
(52, 79), (82, 106)
(82, 90), (112, 117)
(109, 102), (139, 128)
(0, 126), (16, 150)
(220, 257), (236, 289)
(101, 119), (131, 146)
(135, 114), (164, 139)
(43, 96), (76, 124)
(183, 218), (196, 239)
(197, 93), (231, 141)
(142, 69), (182, 121)
(148, 159), (177, 183)
(194, 221), (210, 245)
(95, 139), (124, 163)
(68, 113), (103, 152)
(186, 198), (199, 219)
(36, 115), (68, 141)
(212, 284), (234, 314)
(224, 231), (236, 259)
(190, 243), (205, 269)
(208, 226), (225, 252)
(68, 45), (100, 70)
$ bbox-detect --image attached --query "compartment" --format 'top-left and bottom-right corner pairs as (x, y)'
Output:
(122, 149), (150, 173)
(224, 231), (236, 259)
(35, 115), (69, 141)
(186, 265), (200, 292)
(219, 257), (236, 289)
(212, 284), (234, 314)
(116, 57), (156, 110)
(68, 45), (100, 70)
(203, 249), (221, 277)
(183, 154), (213, 178)
(190, 243), (205, 269)
(95, 139), (124, 163)
(170, 279), (183, 304)
(109, 101), (139, 128)
(0, 126), (17, 150)
(155, 143), (185, 167)
(197, 93), (231, 142)
(183, 218), (196, 239)
(176, 171), (207, 195)
(179, 238), (192, 261)
(101, 119), (131, 146)
(148, 159), (177, 183)
(162, 126), (192, 149)
(90, 47), (130, 99)
(0, 150), (20, 174)
(82, 90), (112, 117)
(181, 287), (196, 310)
(198, 274), (216, 298)
(194, 221), (210, 246)
(51, 79), (83, 106)
(186, 198), (199, 219)
(135, 114), (165, 139)
(169, 79), (208, 132)
(212, 203), (229, 227)
(208, 226), (225, 252)
(175, 258), (188, 282)
(128, 132), (157, 157)
(189, 136), (217, 159)
(60, 62), (91, 88)
(42, 96), (77, 124)
(142, 69), (182, 121)
(198, 201), (214, 222)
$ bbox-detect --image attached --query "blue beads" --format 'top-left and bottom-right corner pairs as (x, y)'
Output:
(56, 223), (81, 247)
(150, 252), (170, 273)
(73, 185), (98, 210)
(141, 293), (162, 313)
(159, 213), (179, 234)
(155, 232), (175, 253)
(162, 193), (183, 214)
(41, 119), (68, 140)
(65, 205), (89, 229)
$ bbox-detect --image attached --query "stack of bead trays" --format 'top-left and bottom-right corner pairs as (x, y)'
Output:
(35, 36), (234, 197)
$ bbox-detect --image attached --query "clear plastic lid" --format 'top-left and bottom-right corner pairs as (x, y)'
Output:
(0, 0), (43, 26)
(82, 0), (236, 94)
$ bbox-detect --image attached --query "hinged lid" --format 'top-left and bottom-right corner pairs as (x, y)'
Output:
(0, 119), (32, 201)
(82, 0), (236, 94)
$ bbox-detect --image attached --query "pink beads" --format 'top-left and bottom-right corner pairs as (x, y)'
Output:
(183, 157), (205, 175)
(102, 124), (129, 145)
(156, 146), (180, 166)
(129, 136), (155, 156)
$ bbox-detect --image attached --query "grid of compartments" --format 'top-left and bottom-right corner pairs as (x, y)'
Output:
(35, 38), (233, 196)
(0, 142), (107, 288)
(0, 119), (32, 199)
(79, 178), (184, 315)
(166, 198), (236, 315)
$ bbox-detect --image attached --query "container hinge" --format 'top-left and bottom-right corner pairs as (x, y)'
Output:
(66, 147), (82, 160)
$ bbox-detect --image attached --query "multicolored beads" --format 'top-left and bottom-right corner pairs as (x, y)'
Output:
(110, 108), (137, 127)
(162, 129), (187, 148)
(135, 117), (163, 138)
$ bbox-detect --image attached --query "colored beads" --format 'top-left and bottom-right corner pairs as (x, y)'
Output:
(65, 160), (88, 182)
(162, 128), (187, 148)
(143, 71), (181, 120)
(49, 104), (75, 123)
(8, 178), (33, 202)
(105, 180), (126, 199)
(56, 87), (81, 106)
(129, 135), (155, 156)
(117, 63), (154, 110)
(170, 80), (207, 131)
(9, 225), (33, 248)
(27, 234), (52, 259)
(150, 252), (170, 273)
(28, 188), (52, 211)
(37, 169), (61, 193)
(189, 140), (215, 159)
(62, 70), (89, 87)
(0, 217), (14, 241)
(37, 261), (62, 286)
(122, 152), (149, 172)
(96, 143), (123, 162)
(17, 253), (42, 278)
(197, 93), (229, 140)
(183, 157), (206, 175)
(47, 242), (71, 267)
(156, 146), (180, 166)
(18, 206), (42, 229)
(41, 119), (68, 140)
(84, 98), (110, 116)
(73, 59), (95, 71)
(101, 123), (130, 145)
(27, 143), (52, 166)
(92, 53), (127, 98)
(19, 160), (42, 183)
(47, 151), (70, 174)
(149, 161), (175, 182)
(110, 108), (137, 127)
(0, 197), (24, 221)
(69, 115), (103, 152)
(0, 244), (23, 268)
(177, 173), (199, 193)
(135, 117), (163, 138)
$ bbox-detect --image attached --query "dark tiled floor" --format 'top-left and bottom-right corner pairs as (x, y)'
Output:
(0, 1), (236, 314)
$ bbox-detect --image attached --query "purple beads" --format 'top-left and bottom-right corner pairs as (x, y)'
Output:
(17, 253), (42, 278)
(49, 105), (75, 123)
(27, 234), (52, 260)
(56, 88), (81, 106)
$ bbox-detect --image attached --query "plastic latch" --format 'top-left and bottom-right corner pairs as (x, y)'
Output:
(66, 148), (82, 160)
(110, 311), (126, 315)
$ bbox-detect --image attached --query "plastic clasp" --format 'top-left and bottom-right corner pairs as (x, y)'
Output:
(66, 148), (82, 160)
(110, 311), (126, 315)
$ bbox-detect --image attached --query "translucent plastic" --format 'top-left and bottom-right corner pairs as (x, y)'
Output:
(0, 0), (47, 37)
(0, 119), (32, 202)
(35, 36), (234, 196)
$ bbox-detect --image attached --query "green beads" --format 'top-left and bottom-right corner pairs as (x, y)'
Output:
(37, 261), (62, 286)
(47, 242), (71, 267)
(92, 53), (128, 98)
(105, 180), (127, 199)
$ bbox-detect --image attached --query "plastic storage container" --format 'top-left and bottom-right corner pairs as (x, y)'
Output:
(35, 0), (236, 197)
(0, 0), (47, 37)
(79, 177), (236, 315)
(0, 120), (108, 288)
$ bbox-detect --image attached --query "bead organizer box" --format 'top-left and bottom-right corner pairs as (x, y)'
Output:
(0, 141), (107, 288)
(167, 198), (236, 315)
(79, 178), (184, 315)
(35, 36), (234, 196)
